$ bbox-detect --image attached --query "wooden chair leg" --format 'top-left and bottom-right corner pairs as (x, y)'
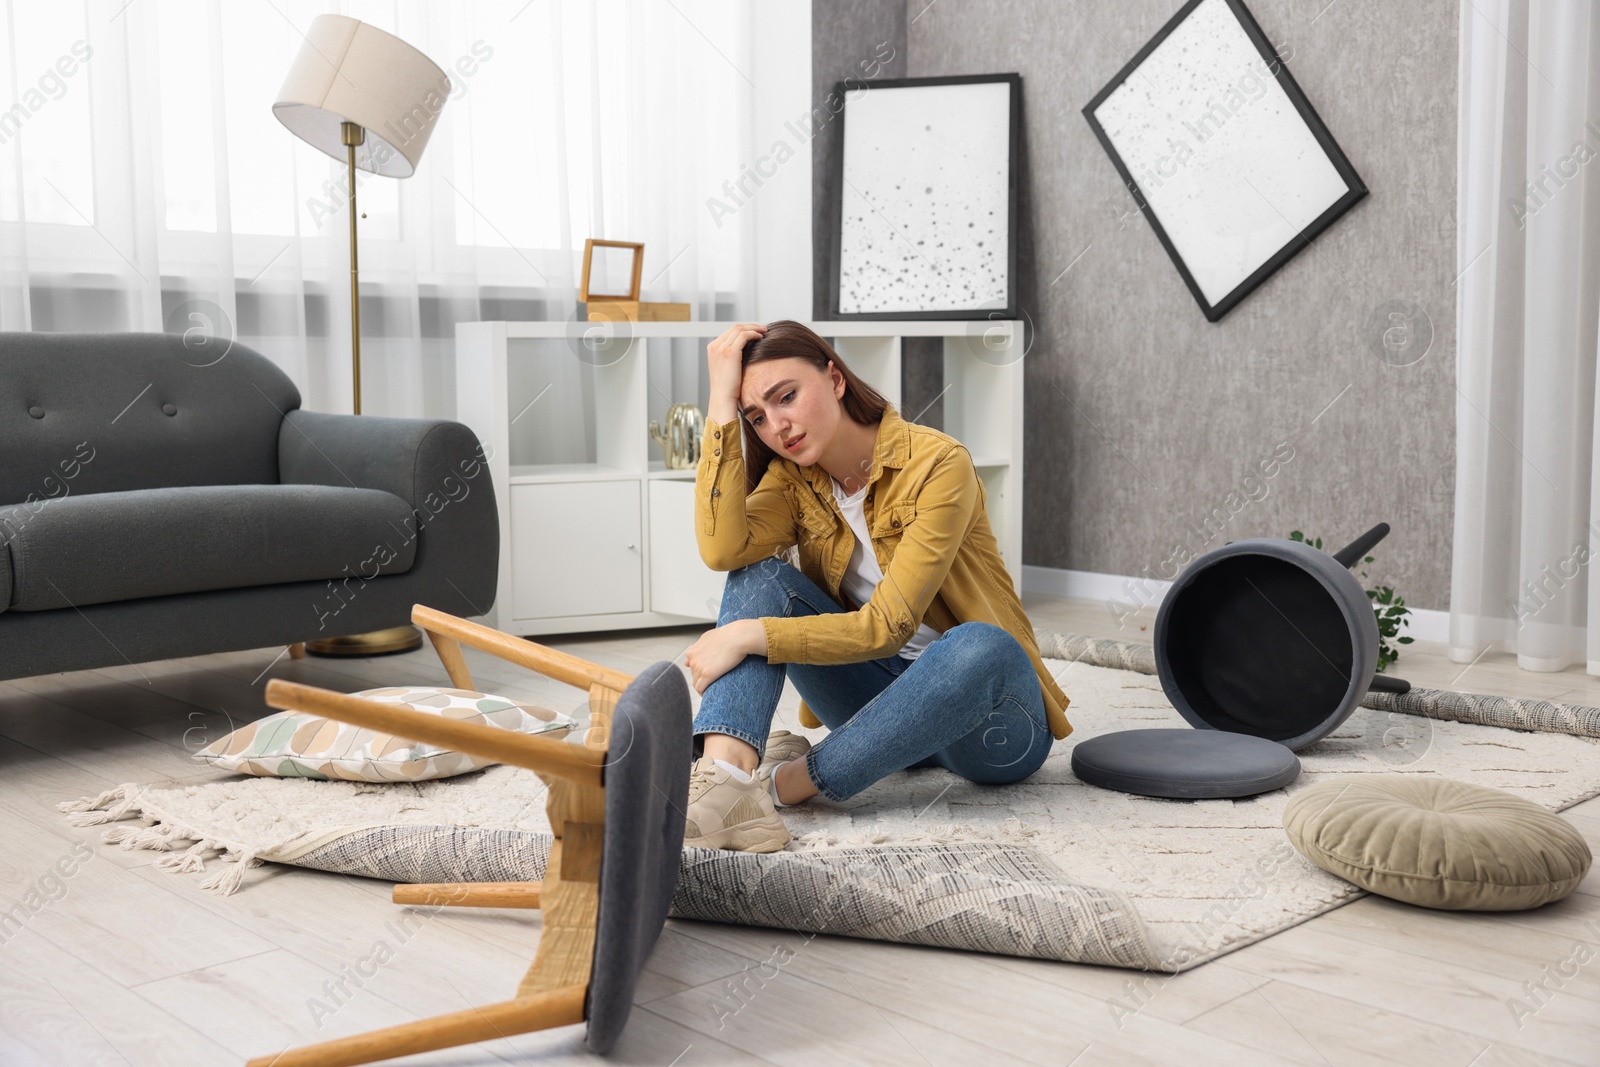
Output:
(263, 680), (605, 785)
(244, 985), (586, 1067)
(410, 604), (634, 696)
(393, 882), (542, 909)
(256, 610), (627, 1067)
(424, 629), (475, 690)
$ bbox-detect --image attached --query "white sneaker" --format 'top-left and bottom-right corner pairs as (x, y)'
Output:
(683, 756), (791, 853)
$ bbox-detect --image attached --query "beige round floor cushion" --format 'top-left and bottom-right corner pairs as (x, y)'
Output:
(1283, 776), (1592, 911)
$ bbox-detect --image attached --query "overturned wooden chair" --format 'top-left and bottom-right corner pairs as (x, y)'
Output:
(246, 604), (692, 1066)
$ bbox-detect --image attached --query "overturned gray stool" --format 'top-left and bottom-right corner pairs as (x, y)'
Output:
(1072, 523), (1409, 800)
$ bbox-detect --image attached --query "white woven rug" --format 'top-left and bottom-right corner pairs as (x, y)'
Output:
(61, 657), (1600, 971)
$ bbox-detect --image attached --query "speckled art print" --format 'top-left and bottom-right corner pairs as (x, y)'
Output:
(1083, 0), (1366, 322)
(831, 74), (1018, 319)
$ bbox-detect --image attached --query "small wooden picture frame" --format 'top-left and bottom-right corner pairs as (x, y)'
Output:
(580, 239), (644, 302)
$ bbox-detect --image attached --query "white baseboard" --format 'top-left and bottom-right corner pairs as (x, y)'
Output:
(1399, 605), (1449, 644)
(1020, 564), (1450, 645)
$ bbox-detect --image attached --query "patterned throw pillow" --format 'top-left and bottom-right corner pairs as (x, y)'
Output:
(194, 686), (577, 782)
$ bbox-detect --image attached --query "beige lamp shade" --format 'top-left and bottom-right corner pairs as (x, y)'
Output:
(272, 14), (449, 177)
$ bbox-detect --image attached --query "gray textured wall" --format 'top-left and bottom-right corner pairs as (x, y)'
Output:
(812, 0), (909, 318)
(814, 0), (1458, 612)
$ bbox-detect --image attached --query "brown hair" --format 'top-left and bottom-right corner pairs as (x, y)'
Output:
(735, 319), (890, 492)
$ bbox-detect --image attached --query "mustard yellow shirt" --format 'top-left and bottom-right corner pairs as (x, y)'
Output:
(694, 400), (1072, 741)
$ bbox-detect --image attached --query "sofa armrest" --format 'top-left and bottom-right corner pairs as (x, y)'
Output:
(0, 535), (10, 615)
(277, 410), (499, 614)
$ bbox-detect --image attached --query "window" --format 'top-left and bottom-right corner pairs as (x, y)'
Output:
(0, 4), (94, 226)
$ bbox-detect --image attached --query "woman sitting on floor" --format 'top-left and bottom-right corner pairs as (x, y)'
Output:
(681, 320), (1073, 852)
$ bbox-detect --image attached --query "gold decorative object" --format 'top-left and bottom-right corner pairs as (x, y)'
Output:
(649, 403), (705, 469)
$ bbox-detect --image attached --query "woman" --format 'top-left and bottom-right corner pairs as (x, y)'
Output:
(682, 320), (1072, 852)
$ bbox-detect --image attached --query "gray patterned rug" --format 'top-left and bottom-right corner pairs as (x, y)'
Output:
(60, 632), (1600, 973)
(1035, 630), (1600, 737)
(282, 828), (1156, 969)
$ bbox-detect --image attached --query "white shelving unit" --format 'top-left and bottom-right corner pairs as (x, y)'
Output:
(454, 319), (1024, 636)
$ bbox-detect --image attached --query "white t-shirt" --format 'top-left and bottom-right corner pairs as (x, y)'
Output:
(830, 475), (943, 661)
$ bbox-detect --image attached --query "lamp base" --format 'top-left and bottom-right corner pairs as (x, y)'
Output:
(305, 625), (424, 657)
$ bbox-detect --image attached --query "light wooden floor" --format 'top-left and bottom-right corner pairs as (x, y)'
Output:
(1, 590), (1596, 1066)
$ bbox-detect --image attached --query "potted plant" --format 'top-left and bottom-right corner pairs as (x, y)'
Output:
(1288, 531), (1414, 673)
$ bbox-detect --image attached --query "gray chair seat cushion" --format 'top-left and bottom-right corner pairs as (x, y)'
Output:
(585, 659), (691, 1054)
(0, 483), (416, 613)
(1070, 727), (1302, 799)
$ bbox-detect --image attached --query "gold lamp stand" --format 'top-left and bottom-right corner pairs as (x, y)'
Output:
(307, 121), (423, 658)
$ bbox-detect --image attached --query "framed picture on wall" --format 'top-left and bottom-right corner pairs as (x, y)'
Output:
(828, 73), (1020, 320)
(1082, 0), (1367, 322)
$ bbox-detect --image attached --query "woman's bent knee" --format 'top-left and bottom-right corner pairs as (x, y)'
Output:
(720, 557), (797, 618)
(943, 621), (1028, 662)
(957, 734), (1051, 785)
(935, 623), (1038, 694)
(946, 686), (1052, 786)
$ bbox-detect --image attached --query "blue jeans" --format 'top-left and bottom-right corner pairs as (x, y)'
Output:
(691, 559), (1053, 801)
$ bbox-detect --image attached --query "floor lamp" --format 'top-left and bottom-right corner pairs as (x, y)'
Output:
(273, 15), (450, 657)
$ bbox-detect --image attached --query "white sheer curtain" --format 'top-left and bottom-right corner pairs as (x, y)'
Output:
(1451, 0), (1600, 672)
(0, 0), (754, 419)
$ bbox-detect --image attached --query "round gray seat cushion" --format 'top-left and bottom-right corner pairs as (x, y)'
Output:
(1070, 728), (1301, 799)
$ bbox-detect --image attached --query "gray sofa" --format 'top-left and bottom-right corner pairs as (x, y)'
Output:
(0, 332), (498, 681)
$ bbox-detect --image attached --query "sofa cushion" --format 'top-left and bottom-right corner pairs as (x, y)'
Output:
(0, 333), (301, 505)
(0, 484), (416, 613)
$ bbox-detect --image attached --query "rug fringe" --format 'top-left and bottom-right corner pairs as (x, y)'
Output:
(155, 839), (221, 875)
(198, 849), (261, 896)
(57, 784), (261, 895)
(57, 784), (143, 826)
(57, 785), (127, 814)
(104, 822), (186, 852)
